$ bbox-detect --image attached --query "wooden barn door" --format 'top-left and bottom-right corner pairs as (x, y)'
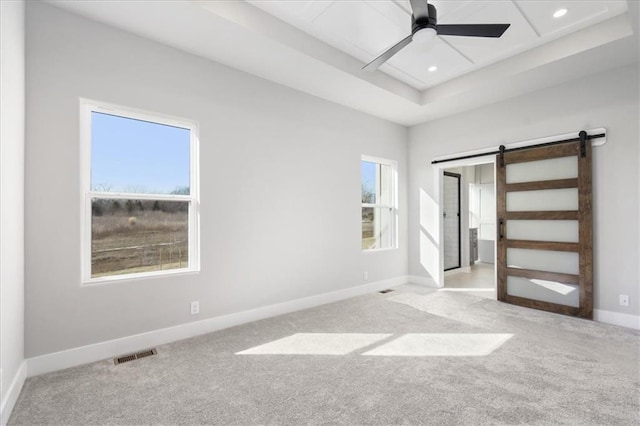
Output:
(496, 136), (593, 318)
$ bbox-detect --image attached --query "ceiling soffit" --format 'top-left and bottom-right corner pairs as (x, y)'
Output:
(44, 0), (637, 125)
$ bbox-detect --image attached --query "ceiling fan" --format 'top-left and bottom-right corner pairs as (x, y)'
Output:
(363, 0), (511, 71)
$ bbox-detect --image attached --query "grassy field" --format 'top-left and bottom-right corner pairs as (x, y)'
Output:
(92, 209), (188, 277)
(362, 220), (375, 249)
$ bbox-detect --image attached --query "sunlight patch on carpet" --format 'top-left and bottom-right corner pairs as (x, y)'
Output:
(236, 333), (392, 355)
(362, 333), (514, 356)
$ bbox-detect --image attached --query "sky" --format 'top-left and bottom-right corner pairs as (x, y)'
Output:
(361, 160), (376, 202)
(91, 112), (190, 194)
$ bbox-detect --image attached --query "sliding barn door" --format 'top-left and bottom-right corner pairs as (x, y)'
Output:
(496, 139), (593, 318)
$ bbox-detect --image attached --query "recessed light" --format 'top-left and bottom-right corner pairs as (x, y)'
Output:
(553, 8), (568, 18)
(428, 66), (438, 72)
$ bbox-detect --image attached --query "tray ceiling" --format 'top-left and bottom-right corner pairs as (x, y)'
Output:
(44, 0), (638, 125)
(247, 0), (629, 90)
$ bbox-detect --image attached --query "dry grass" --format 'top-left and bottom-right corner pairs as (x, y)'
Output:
(92, 210), (188, 277)
(362, 220), (375, 249)
(92, 261), (186, 278)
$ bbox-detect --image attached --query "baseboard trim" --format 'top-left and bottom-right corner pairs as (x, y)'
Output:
(408, 275), (439, 288)
(594, 309), (640, 330)
(21, 280), (638, 381)
(27, 276), (410, 377)
(1, 360), (27, 426)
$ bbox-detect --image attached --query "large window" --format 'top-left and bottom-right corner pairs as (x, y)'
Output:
(361, 156), (397, 250)
(80, 100), (199, 283)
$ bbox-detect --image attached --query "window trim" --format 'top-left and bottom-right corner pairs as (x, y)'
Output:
(361, 155), (398, 252)
(79, 98), (200, 285)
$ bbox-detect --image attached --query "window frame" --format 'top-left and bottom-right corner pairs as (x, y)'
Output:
(361, 155), (398, 252)
(79, 99), (200, 285)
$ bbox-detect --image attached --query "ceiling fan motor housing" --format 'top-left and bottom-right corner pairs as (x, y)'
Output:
(412, 3), (437, 35)
(364, 1), (510, 71)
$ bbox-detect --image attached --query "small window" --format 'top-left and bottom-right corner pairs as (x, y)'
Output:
(80, 100), (199, 283)
(361, 156), (397, 250)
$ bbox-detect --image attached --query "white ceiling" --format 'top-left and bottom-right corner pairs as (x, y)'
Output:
(46, 0), (639, 126)
(247, 0), (628, 90)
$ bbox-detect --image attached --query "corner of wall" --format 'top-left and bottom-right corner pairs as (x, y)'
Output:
(0, 362), (27, 426)
(0, 0), (26, 423)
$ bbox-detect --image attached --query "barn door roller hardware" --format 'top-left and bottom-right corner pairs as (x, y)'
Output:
(432, 130), (603, 165)
(579, 130), (588, 158)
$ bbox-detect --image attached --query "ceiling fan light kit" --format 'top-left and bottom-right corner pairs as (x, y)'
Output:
(411, 2), (438, 36)
(413, 27), (437, 44)
(363, 0), (511, 72)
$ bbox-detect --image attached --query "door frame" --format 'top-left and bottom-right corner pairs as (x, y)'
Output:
(430, 128), (605, 291)
(433, 157), (497, 289)
(443, 171), (462, 271)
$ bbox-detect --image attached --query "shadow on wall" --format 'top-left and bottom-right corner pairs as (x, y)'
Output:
(420, 188), (440, 283)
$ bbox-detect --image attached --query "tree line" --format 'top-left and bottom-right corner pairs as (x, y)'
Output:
(92, 186), (189, 216)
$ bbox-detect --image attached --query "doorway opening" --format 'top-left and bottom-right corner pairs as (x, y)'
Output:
(441, 161), (496, 298)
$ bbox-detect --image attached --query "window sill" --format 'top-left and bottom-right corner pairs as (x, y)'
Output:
(82, 267), (200, 286)
(362, 247), (398, 254)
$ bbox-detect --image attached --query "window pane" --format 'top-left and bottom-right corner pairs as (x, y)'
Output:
(507, 248), (579, 275)
(91, 198), (188, 278)
(506, 188), (578, 212)
(506, 220), (579, 243)
(362, 207), (392, 250)
(506, 156), (577, 184)
(91, 112), (190, 194)
(361, 161), (377, 204)
(361, 161), (392, 205)
(507, 276), (579, 308)
(379, 163), (392, 205)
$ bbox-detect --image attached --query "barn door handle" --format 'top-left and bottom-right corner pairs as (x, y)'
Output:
(498, 219), (504, 240)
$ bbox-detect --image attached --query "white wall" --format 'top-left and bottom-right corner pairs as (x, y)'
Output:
(476, 164), (494, 185)
(409, 63), (640, 317)
(0, 0), (26, 422)
(24, 2), (407, 358)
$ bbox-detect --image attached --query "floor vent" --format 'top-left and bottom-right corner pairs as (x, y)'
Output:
(114, 348), (157, 365)
(379, 289), (395, 294)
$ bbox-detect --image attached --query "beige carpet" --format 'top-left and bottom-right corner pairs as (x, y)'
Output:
(9, 286), (640, 425)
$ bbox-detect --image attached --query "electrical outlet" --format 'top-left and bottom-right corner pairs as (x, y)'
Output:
(619, 295), (629, 307)
(190, 301), (200, 315)
(363, 271), (369, 281)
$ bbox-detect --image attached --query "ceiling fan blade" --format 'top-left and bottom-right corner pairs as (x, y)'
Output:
(363, 34), (413, 71)
(437, 24), (510, 38)
(409, 0), (430, 20)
